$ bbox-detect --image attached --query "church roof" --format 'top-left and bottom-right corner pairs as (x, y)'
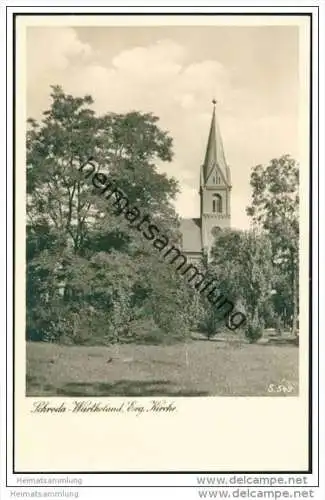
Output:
(202, 102), (230, 185)
(179, 218), (202, 254)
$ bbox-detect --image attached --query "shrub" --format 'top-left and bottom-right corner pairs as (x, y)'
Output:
(126, 318), (164, 344)
(245, 318), (263, 343)
(199, 303), (225, 339)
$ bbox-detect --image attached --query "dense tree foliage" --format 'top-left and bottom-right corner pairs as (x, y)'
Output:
(203, 154), (299, 341)
(246, 155), (299, 335)
(209, 229), (273, 341)
(27, 86), (193, 344)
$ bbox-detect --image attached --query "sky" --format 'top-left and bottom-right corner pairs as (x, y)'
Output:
(26, 24), (299, 229)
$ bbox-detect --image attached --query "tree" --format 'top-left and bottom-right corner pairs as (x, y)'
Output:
(27, 86), (178, 253)
(246, 155), (299, 335)
(26, 86), (194, 344)
(209, 229), (274, 342)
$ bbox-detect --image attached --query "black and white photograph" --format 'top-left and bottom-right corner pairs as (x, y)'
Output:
(7, 9), (319, 477)
(24, 21), (303, 399)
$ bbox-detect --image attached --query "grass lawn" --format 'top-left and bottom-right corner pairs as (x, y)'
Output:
(26, 341), (299, 397)
(26, 340), (299, 397)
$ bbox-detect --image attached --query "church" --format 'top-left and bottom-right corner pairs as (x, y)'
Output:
(180, 100), (232, 262)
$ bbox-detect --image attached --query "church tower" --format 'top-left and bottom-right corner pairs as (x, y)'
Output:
(200, 100), (231, 255)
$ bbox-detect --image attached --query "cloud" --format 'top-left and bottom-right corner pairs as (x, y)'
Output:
(26, 28), (299, 230)
(27, 27), (92, 77)
(27, 27), (93, 117)
(112, 39), (185, 81)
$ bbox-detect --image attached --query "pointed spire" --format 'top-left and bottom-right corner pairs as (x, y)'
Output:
(202, 100), (229, 185)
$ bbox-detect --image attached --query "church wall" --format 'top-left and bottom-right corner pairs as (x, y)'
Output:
(201, 213), (230, 250)
(201, 186), (229, 216)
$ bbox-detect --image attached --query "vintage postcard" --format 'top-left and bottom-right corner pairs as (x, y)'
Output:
(8, 10), (317, 477)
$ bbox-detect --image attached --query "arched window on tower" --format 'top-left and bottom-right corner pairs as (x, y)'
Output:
(213, 194), (222, 213)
